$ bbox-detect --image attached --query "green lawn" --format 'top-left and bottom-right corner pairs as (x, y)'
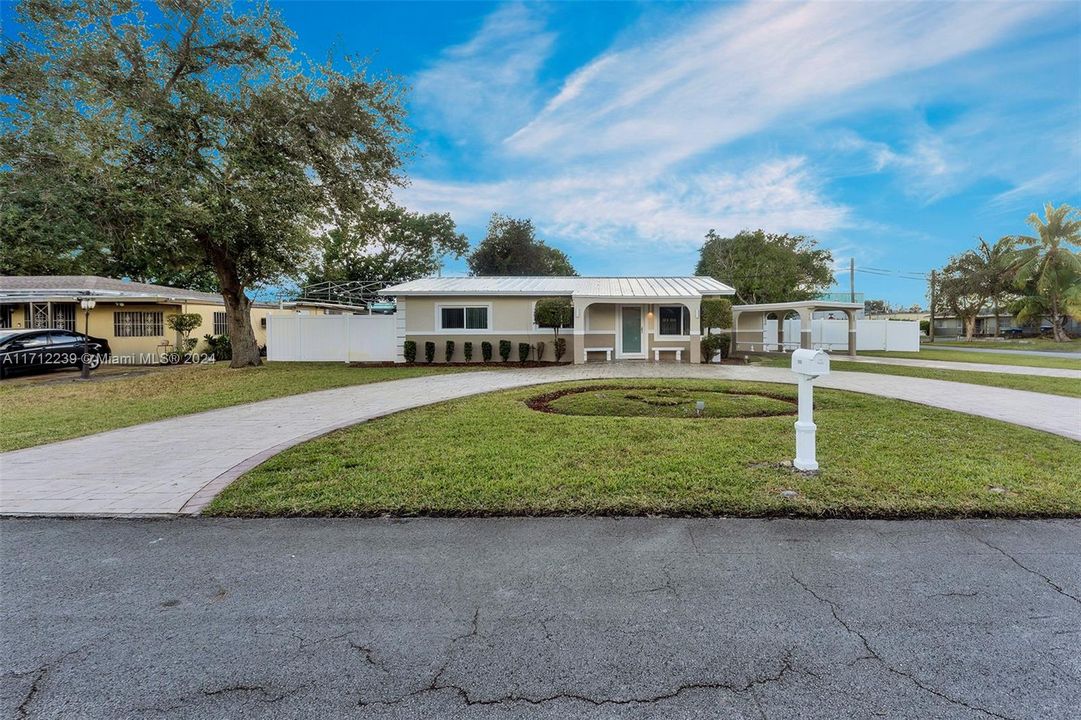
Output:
(933, 338), (1081, 352)
(860, 348), (1080, 370)
(758, 357), (1081, 398)
(207, 379), (1081, 519)
(0, 362), (471, 452)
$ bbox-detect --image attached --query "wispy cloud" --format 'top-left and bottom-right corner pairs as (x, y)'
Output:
(504, 1), (1052, 168)
(412, 3), (554, 146)
(403, 0), (1068, 268)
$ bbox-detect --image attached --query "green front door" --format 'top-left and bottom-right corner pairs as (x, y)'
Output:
(621, 306), (642, 355)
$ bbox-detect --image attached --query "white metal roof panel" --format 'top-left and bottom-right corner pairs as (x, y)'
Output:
(382, 276), (734, 298)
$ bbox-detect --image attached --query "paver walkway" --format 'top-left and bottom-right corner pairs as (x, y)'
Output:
(845, 355), (1081, 378)
(2, 363), (1079, 515)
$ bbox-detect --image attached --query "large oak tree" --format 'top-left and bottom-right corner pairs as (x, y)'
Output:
(1, 0), (409, 366)
(694, 229), (834, 305)
(467, 214), (576, 276)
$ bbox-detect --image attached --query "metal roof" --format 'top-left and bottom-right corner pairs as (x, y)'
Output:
(0, 275), (276, 308)
(732, 301), (864, 312)
(382, 276), (734, 299)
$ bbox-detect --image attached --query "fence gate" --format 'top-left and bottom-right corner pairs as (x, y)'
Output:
(267, 314), (397, 362)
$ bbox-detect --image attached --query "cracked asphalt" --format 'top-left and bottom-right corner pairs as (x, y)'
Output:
(1, 517), (1078, 719)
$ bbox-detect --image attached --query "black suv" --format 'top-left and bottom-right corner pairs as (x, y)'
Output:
(0, 329), (112, 379)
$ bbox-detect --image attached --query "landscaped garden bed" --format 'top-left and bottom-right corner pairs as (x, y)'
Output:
(207, 379), (1081, 519)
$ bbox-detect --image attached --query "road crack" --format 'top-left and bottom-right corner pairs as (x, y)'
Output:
(791, 573), (1016, 720)
(968, 535), (1080, 605)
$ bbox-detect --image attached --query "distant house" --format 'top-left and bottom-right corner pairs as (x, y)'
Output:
(381, 276), (734, 363)
(932, 309), (1080, 337)
(0, 275), (364, 362)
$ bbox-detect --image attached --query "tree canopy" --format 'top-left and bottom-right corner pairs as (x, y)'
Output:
(468, 214), (576, 276)
(1012, 203), (1081, 342)
(2, 0), (410, 366)
(306, 207), (469, 288)
(694, 230), (834, 305)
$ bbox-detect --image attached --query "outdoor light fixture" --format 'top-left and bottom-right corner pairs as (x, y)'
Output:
(78, 297), (97, 381)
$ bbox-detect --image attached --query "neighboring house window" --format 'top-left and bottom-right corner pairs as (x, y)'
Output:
(658, 306), (691, 336)
(213, 311), (227, 336)
(114, 311), (164, 337)
(439, 306), (489, 330)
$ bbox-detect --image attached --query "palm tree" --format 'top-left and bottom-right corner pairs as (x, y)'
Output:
(974, 236), (1018, 337)
(1013, 203), (1081, 342)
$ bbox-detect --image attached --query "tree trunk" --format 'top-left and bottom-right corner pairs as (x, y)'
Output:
(1050, 295), (1070, 343)
(205, 243), (262, 367)
(963, 313), (977, 340)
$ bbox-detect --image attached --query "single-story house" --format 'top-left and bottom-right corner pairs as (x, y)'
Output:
(380, 276), (735, 364)
(932, 310), (1080, 338)
(0, 275), (362, 363)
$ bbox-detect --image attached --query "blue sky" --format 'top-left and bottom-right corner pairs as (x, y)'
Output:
(276, 0), (1080, 306)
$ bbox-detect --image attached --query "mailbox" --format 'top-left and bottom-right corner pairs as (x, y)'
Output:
(791, 348), (830, 377)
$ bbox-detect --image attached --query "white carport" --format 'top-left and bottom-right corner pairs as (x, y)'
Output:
(733, 301), (863, 357)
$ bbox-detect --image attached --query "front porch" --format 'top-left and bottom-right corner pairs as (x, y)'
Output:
(571, 299), (701, 364)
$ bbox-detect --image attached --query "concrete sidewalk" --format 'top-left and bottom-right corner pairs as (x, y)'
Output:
(844, 354), (1081, 378)
(930, 344), (1081, 359)
(2, 363), (1079, 515)
(2, 517), (1078, 719)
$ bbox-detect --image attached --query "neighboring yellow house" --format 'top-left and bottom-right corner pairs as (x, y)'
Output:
(0, 275), (363, 364)
(381, 276), (735, 364)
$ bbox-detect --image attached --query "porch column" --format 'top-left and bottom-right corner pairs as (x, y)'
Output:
(846, 309), (857, 357)
(687, 299), (701, 363)
(799, 308), (813, 349)
(572, 299), (587, 364)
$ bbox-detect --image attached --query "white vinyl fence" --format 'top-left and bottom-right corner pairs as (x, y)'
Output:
(267, 314), (398, 362)
(762, 319), (919, 352)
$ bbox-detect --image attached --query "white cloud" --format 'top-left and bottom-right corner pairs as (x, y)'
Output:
(399, 157), (847, 249)
(412, 3), (554, 145)
(504, 1), (1052, 168)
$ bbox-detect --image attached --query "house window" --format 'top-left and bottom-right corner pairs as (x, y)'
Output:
(658, 306), (691, 336)
(439, 306), (488, 330)
(213, 311), (227, 336)
(114, 311), (164, 337)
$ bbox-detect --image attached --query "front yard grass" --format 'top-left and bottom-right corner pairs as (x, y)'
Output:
(207, 379), (1081, 518)
(758, 357), (1081, 398)
(860, 348), (1079, 370)
(0, 362), (471, 452)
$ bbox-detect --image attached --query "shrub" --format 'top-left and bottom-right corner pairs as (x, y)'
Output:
(203, 334), (232, 361)
(701, 333), (732, 362)
(482, 341), (493, 362)
(424, 341), (436, 363)
(920, 319), (930, 336)
(717, 334), (731, 359)
(499, 340), (512, 362)
(518, 342), (531, 363)
(403, 340), (417, 363)
(535, 341), (545, 361)
(445, 340), (455, 363)
(464, 342), (474, 361)
(701, 298), (733, 334)
(167, 313), (203, 356)
(553, 337), (567, 362)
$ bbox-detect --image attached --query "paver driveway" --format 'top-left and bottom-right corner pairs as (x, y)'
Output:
(1, 363), (1079, 515)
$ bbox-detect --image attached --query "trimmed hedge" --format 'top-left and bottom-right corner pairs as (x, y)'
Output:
(499, 340), (512, 362)
(464, 342), (474, 361)
(403, 340), (417, 363)
(445, 340), (455, 363)
(518, 342), (531, 363)
(554, 337), (567, 363)
(535, 341), (545, 361)
(482, 341), (493, 362)
(424, 341), (436, 364)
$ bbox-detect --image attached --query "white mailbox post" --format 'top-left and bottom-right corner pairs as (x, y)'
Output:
(790, 349), (830, 471)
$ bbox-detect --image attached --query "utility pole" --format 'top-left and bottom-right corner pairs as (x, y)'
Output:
(849, 258), (855, 304)
(928, 269), (936, 344)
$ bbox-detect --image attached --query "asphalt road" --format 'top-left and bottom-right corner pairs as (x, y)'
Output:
(1, 518), (1078, 719)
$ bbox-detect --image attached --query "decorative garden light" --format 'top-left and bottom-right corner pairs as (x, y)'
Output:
(789, 349), (830, 471)
(695, 400), (705, 417)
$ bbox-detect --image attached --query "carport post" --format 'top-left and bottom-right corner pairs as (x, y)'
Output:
(846, 310), (857, 357)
